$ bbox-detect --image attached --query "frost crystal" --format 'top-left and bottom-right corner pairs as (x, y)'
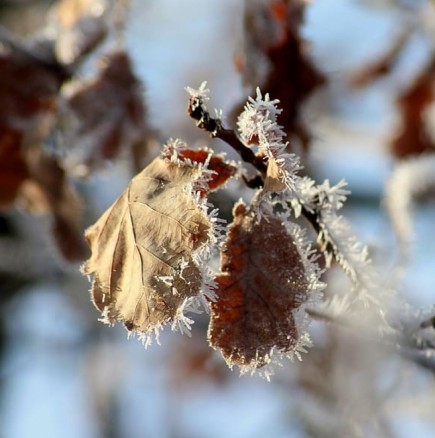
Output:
(281, 174), (394, 325)
(237, 87), (301, 192)
(185, 81), (210, 104)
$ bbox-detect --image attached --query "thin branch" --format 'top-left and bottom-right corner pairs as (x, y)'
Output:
(188, 98), (267, 174)
(187, 93), (334, 256)
(187, 90), (435, 376)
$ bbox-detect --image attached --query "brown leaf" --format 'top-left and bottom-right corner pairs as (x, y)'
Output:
(23, 146), (89, 261)
(236, 0), (324, 151)
(60, 50), (147, 175)
(0, 46), (61, 135)
(263, 158), (286, 193)
(0, 44), (88, 261)
(0, 44), (60, 210)
(208, 201), (311, 371)
(82, 156), (213, 339)
(391, 59), (435, 158)
(0, 129), (29, 208)
(162, 145), (237, 195)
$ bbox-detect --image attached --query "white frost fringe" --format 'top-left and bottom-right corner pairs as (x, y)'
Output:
(237, 87), (301, 192)
(161, 139), (227, 340)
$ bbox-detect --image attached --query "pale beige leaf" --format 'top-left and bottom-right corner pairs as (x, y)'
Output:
(82, 156), (212, 336)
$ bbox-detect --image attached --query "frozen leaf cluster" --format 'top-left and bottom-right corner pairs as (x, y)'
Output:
(183, 82), (402, 375)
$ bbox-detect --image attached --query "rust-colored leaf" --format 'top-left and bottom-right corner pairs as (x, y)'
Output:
(208, 201), (310, 370)
(0, 46), (61, 135)
(162, 146), (237, 195)
(261, 9), (324, 150)
(0, 43), (60, 210)
(236, 0), (324, 151)
(82, 156), (213, 338)
(60, 50), (147, 175)
(0, 129), (29, 208)
(23, 146), (89, 261)
(391, 60), (435, 158)
(0, 44), (88, 261)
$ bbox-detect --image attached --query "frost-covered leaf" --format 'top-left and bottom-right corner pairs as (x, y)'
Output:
(82, 151), (218, 343)
(208, 200), (322, 375)
(162, 142), (237, 195)
(59, 50), (147, 175)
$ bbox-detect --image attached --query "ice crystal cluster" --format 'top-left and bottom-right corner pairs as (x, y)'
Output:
(231, 84), (394, 330)
(238, 87), (301, 192)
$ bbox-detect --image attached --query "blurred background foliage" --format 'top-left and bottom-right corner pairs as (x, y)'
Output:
(1, 0), (435, 437)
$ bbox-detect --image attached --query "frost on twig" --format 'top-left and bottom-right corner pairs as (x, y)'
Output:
(188, 83), (396, 329)
(290, 176), (394, 323)
(237, 87), (301, 193)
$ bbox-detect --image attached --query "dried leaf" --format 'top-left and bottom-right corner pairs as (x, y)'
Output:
(0, 43), (60, 210)
(59, 50), (147, 175)
(0, 129), (29, 208)
(391, 60), (435, 158)
(236, 0), (324, 151)
(23, 146), (89, 261)
(82, 155), (214, 339)
(0, 44), (88, 261)
(0, 45), (61, 137)
(162, 145), (237, 195)
(264, 157), (287, 193)
(208, 201), (313, 372)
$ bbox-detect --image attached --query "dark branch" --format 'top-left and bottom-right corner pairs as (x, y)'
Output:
(188, 96), (267, 174)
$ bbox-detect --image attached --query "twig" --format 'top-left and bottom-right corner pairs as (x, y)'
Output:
(187, 93), (335, 256)
(188, 99), (267, 174)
